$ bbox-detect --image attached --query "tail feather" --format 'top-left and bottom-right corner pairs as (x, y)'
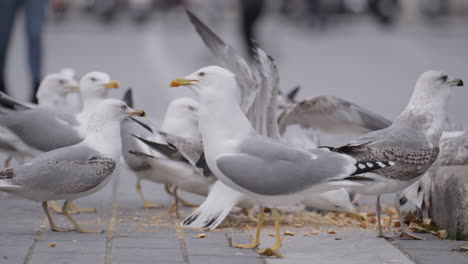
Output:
(0, 92), (30, 111)
(181, 181), (243, 229)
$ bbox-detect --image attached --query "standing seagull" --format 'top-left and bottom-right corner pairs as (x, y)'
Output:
(0, 99), (146, 233)
(324, 70), (463, 238)
(170, 66), (391, 256)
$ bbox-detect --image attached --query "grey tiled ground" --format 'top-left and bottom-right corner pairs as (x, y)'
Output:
(1, 5), (468, 264)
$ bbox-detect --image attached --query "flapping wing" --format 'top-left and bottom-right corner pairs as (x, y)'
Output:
(246, 47), (280, 138)
(278, 95), (391, 136)
(186, 9), (259, 112)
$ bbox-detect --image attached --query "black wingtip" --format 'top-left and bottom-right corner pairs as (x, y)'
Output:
(122, 88), (134, 108)
(287, 86), (301, 103)
(195, 153), (212, 177)
(182, 211), (200, 226)
(129, 116), (153, 133)
(352, 161), (396, 175)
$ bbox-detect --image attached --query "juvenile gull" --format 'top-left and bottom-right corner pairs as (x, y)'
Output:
(324, 70), (463, 238)
(0, 99), (145, 233)
(170, 66), (390, 256)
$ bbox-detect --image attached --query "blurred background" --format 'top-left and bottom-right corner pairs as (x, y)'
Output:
(2, 0), (468, 128)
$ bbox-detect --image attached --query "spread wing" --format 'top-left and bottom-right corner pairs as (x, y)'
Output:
(278, 95), (392, 136)
(186, 9), (259, 113)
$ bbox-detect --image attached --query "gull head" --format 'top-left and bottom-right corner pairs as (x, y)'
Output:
(35, 72), (79, 103)
(413, 70), (463, 97)
(80, 71), (120, 99)
(170, 66), (239, 101)
(165, 97), (199, 121)
(407, 70), (463, 110)
(87, 99), (146, 131)
(162, 97), (200, 138)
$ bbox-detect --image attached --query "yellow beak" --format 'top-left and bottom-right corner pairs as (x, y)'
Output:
(104, 80), (120, 89)
(170, 78), (198, 87)
(128, 109), (146, 117)
(68, 85), (80, 93)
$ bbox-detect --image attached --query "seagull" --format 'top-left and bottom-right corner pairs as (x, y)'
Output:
(170, 66), (391, 256)
(0, 99), (145, 233)
(322, 70), (463, 239)
(0, 71), (119, 213)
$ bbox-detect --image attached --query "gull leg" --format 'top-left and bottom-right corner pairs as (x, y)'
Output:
(164, 184), (174, 196)
(241, 208), (258, 223)
(42, 201), (71, 232)
(376, 195), (384, 237)
(256, 208), (283, 258)
(68, 201), (97, 214)
(168, 186), (180, 219)
(4, 155), (12, 168)
(395, 194), (424, 240)
(231, 207), (265, 249)
(49, 200), (64, 214)
(62, 201), (103, 233)
(136, 179), (161, 208)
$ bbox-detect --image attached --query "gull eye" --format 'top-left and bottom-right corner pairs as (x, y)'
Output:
(120, 105), (127, 110)
(90, 77), (97, 82)
(188, 106), (196, 111)
(58, 79), (65, 85)
(198, 72), (206, 77)
(440, 75), (448, 82)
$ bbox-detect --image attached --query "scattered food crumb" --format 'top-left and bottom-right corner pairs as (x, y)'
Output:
(268, 234), (275, 237)
(393, 220), (401, 227)
(193, 233), (206, 239)
(283, 231), (295, 236)
(452, 246), (468, 252)
(436, 230), (447, 239)
(327, 230), (337, 234)
(118, 219), (125, 223)
(368, 217), (377, 224)
(309, 230), (319, 235)
(293, 224), (303, 228)
(303, 233), (308, 236)
(48, 243), (56, 248)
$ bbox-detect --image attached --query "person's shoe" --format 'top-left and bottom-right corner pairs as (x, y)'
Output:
(0, 80), (7, 94)
(31, 80), (40, 103)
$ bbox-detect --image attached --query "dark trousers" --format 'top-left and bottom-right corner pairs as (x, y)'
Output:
(0, 0), (46, 98)
(241, 0), (264, 59)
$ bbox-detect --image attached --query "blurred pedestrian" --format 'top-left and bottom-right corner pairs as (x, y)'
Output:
(240, 0), (264, 59)
(0, 0), (47, 102)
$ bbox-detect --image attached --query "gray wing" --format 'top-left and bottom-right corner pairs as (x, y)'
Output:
(186, 10), (259, 112)
(278, 95), (392, 136)
(121, 119), (153, 172)
(246, 48), (281, 138)
(7, 145), (116, 194)
(216, 136), (356, 196)
(158, 131), (204, 168)
(0, 107), (82, 151)
(331, 118), (441, 181)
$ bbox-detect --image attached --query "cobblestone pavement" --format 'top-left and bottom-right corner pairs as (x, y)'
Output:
(1, 7), (468, 264)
